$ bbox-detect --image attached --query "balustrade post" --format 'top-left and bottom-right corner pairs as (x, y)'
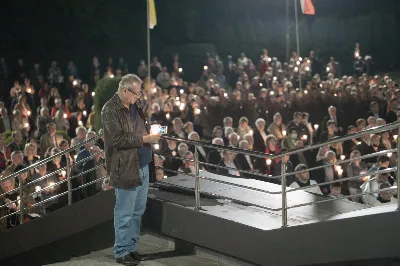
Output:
(281, 159), (288, 227)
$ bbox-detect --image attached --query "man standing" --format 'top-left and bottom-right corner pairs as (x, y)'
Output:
(101, 74), (160, 265)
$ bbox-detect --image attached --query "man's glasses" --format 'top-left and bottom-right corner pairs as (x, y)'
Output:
(126, 88), (142, 97)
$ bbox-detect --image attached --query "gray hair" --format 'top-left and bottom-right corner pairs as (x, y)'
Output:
(183, 151), (194, 160)
(238, 140), (249, 149)
(86, 130), (97, 140)
(223, 116), (233, 124)
(118, 74), (142, 91)
(178, 143), (188, 150)
(350, 150), (361, 159)
(255, 118), (265, 127)
(273, 112), (282, 121)
(188, 131), (199, 140)
(212, 137), (224, 145)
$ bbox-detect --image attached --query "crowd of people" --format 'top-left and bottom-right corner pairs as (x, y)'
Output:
(0, 42), (398, 231)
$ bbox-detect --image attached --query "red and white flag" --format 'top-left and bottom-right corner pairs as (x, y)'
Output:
(300, 0), (315, 15)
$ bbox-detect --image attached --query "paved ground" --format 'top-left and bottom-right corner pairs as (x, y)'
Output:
(46, 233), (254, 266)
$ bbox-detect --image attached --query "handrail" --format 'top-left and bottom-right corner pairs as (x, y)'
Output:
(0, 134), (101, 183)
(161, 121), (400, 160)
(0, 149), (104, 199)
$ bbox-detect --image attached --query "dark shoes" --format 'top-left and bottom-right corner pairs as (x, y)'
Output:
(130, 251), (149, 261)
(116, 254), (139, 265)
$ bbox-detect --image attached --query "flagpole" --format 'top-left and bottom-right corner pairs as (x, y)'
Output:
(147, 0), (152, 122)
(294, 0), (302, 93)
(285, 0), (290, 62)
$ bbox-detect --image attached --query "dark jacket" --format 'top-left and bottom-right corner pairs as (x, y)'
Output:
(101, 94), (146, 189)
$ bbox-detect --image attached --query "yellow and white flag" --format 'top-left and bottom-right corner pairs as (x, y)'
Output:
(148, 0), (157, 29)
(300, 0), (315, 15)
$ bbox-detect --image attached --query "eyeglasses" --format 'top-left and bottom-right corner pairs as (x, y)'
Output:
(126, 88), (142, 97)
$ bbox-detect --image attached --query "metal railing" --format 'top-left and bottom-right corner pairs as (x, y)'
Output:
(1, 121), (400, 229)
(0, 134), (107, 226)
(157, 121), (400, 227)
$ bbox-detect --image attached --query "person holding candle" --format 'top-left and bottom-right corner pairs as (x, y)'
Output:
(347, 150), (368, 203)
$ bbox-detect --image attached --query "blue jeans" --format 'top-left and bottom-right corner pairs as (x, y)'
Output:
(114, 165), (149, 258)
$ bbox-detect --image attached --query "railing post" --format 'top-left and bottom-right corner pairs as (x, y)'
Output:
(281, 159), (288, 227)
(397, 132), (400, 210)
(66, 158), (72, 205)
(194, 145), (201, 210)
(19, 181), (24, 224)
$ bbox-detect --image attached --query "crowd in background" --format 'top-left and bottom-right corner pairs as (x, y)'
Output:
(0, 42), (398, 231)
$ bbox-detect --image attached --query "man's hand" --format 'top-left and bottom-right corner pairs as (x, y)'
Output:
(144, 134), (161, 144)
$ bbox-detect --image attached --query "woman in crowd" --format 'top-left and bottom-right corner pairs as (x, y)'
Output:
(267, 112), (286, 140)
(253, 118), (267, 153)
(54, 109), (69, 132)
(346, 150), (368, 203)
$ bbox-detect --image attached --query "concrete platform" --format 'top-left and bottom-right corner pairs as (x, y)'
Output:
(155, 171), (368, 228)
(46, 233), (254, 266)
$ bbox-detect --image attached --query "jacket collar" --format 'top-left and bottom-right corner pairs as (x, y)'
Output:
(111, 93), (129, 110)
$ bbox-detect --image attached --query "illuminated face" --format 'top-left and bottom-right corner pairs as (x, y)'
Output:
(124, 82), (142, 105)
(12, 153), (23, 165)
(48, 126), (56, 136)
(331, 186), (341, 196)
(1, 179), (15, 193)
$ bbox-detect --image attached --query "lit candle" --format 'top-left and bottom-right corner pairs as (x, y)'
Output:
(304, 90), (308, 94)
(387, 152), (393, 157)
(153, 144), (160, 150)
(273, 76), (277, 81)
(24, 122), (29, 128)
(282, 130), (287, 136)
(268, 57), (272, 62)
(164, 175), (168, 179)
(175, 96), (180, 101)
(91, 92), (95, 97)
(35, 186), (41, 192)
(179, 103), (185, 111)
(204, 66), (208, 70)
(27, 88), (32, 94)
(63, 113), (67, 119)
(152, 88), (157, 93)
(296, 61), (300, 65)
(83, 110), (87, 117)
(27, 110), (31, 116)
(337, 168), (343, 177)
(73, 80), (78, 86)
(394, 135), (398, 140)
(78, 120), (83, 126)
(270, 91), (275, 96)
(357, 142), (361, 145)
(180, 89), (184, 94)
(334, 93), (337, 97)
(302, 135), (308, 140)
(314, 124), (319, 130)
(61, 170), (66, 177)
(166, 113), (170, 119)
(305, 66), (310, 71)
(307, 60), (310, 64)
(195, 109), (201, 115)
(340, 155), (345, 160)
(110, 74), (114, 78)
(224, 93), (228, 98)
(178, 68), (183, 72)
(172, 151), (177, 156)
(249, 130), (253, 135)
(259, 83), (263, 86)
(176, 101), (181, 106)
(299, 57), (303, 62)
(74, 155), (78, 160)
(326, 67), (330, 72)
(266, 159), (272, 166)
(294, 67), (299, 72)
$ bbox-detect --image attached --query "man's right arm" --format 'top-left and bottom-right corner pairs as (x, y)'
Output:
(102, 109), (143, 149)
